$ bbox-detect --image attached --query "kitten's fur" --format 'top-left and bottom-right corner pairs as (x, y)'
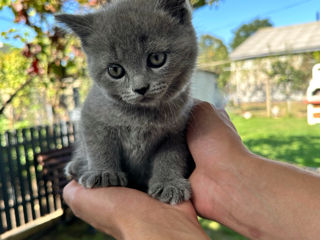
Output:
(56, 0), (197, 204)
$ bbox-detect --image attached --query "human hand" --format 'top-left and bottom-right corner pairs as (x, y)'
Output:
(187, 102), (320, 240)
(63, 181), (209, 240)
(187, 101), (251, 220)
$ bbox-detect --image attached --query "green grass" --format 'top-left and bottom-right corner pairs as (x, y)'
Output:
(38, 115), (320, 240)
(231, 115), (320, 167)
(38, 218), (114, 240)
(199, 219), (248, 240)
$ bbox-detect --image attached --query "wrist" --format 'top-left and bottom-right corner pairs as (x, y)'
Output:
(191, 147), (258, 220)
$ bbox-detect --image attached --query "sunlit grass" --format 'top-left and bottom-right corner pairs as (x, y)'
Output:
(200, 218), (248, 240)
(231, 115), (320, 167)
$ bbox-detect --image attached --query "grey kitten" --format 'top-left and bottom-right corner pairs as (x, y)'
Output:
(56, 0), (197, 204)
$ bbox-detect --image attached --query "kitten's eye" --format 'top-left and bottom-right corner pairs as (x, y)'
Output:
(107, 64), (125, 79)
(147, 53), (167, 68)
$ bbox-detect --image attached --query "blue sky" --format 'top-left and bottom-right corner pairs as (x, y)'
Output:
(192, 0), (319, 47)
(0, 6), (36, 47)
(0, 0), (319, 49)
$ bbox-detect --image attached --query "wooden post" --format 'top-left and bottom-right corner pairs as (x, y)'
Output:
(14, 130), (29, 224)
(5, 131), (21, 227)
(30, 128), (45, 216)
(21, 129), (37, 220)
(0, 133), (12, 232)
(59, 122), (65, 148)
(266, 78), (272, 117)
(39, 126), (51, 214)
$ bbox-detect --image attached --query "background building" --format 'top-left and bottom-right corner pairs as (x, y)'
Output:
(229, 21), (320, 104)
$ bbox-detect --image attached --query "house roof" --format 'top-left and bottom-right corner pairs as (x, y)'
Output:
(230, 21), (320, 61)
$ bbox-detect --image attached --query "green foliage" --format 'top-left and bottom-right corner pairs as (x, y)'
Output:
(199, 35), (228, 59)
(0, 49), (34, 120)
(192, 0), (220, 8)
(0, 0), (93, 127)
(198, 34), (230, 88)
(265, 60), (308, 98)
(0, 117), (10, 132)
(312, 51), (320, 63)
(230, 18), (272, 50)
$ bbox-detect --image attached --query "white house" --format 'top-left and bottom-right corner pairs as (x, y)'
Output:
(190, 70), (225, 108)
(229, 21), (320, 103)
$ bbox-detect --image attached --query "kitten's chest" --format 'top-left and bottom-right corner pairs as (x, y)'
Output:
(119, 126), (164, 161)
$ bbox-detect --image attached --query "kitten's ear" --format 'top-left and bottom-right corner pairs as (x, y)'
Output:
(55, 13), (94, 41)
(156, 0), (192, 24)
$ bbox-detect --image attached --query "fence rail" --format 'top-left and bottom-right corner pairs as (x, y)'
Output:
(0, 122), (75, 234)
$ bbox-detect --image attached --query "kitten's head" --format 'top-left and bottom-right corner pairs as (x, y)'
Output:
(56, 0), (197, 107)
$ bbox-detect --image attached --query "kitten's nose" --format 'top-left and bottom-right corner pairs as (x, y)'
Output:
(134, 85), (150, 95)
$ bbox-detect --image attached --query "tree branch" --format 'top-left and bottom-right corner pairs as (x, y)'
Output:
(0, 77), (33, 115)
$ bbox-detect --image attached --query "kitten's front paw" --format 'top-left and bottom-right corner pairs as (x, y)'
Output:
(148, 178), (191, 205)
(79, 170), (127, 189)
(65, 160), (83, 179)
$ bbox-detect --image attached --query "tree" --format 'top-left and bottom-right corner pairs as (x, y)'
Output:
(0, 0), (96, 125)
(265, 59), (309, 115)
(191, 0), (220, 8)
(198, 34), (230, 88)
(0, 48), (33, 124)
(230, 18), (272, 50)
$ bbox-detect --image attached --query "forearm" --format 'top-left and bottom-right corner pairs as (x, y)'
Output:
(205, 152), (320, 240)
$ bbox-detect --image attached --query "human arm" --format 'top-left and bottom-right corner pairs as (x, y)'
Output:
(63, 181), (210, 240)
(187, 102), (320, 240)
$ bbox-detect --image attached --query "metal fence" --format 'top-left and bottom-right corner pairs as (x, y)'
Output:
(0, 122), (75, 234)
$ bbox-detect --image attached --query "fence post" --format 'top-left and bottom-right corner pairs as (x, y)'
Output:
(21, 129), (36, 220)
(29, 128), (44, 216)
(45, 126), (51, 150)
(72, 123), (77, 142)
(53, 124), (58, 148)
(5, 131), (21, 227)
(59, 122), (65, 147)
(0, 200), (3, 234)
(0, 133), (12, 232)
(39, 126), (51, 214)
(14, 130), (29, 224)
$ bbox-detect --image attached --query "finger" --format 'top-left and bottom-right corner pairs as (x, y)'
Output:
(216, 109), (238, 132)
(188, 102), (219, 136)
(63, 180), (82, 208)
(63, 181), (121, 236)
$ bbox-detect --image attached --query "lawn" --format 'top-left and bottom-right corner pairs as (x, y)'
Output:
(232, 115), (320, 167)
(38, 115), (320, 240)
